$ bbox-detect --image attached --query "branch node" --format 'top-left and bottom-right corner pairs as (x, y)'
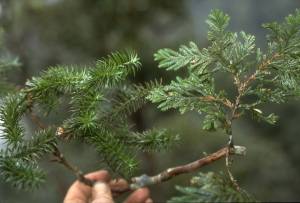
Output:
(131, 174), (154, 189)
(230, 145), (246, 156)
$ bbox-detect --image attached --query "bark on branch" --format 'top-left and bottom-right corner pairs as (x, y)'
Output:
(128, 145), (246, 190)
(66, 145), (245, 195)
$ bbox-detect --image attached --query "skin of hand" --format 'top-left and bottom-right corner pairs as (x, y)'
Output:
(64, 170), (153, 203)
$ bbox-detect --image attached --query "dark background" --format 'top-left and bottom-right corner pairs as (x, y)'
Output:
(0, 0), (300, 202)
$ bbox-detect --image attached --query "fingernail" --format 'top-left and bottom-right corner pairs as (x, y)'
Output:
(92, 182), (113, 203)
(145, 198), (153, 203)
(93, 182), (111, 194)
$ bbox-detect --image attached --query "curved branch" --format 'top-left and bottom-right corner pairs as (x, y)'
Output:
(128, 145), (245, 190)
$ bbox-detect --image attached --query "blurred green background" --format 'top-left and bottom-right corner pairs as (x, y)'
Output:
(1, 0), (300, 202)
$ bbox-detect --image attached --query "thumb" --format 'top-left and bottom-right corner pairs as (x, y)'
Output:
(91, 182), (114, 203)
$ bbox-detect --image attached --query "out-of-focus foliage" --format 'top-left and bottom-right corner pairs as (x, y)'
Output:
(168, 172), (256, 203)
(2, 0), (188, 72)
(0, 28), (20, 95)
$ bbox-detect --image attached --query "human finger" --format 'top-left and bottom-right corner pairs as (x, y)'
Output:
(145, 198), (154, 203)
(64, 170), (110, 203)
(124, 188), (150, 203)
(109, 179), (129, 192)
(91, 182), (114, 203)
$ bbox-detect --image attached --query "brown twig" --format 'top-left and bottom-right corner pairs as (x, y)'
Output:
(223, 53), (281, 190)
(50, 141), (245, 195)
(29, 110), (47, 129)
(51, 146), (96, 187)
(128, 145), (246, 190)
(225, 136), (241, 191)
(51, 127), (246, 195)
(52, 143), (245, 195)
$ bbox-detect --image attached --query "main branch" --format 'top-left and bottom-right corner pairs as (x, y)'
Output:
(52, 144), (245, 194)
(115, 145), (246, 194)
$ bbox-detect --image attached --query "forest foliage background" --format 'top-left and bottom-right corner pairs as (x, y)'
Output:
(0, 0), (300, 202)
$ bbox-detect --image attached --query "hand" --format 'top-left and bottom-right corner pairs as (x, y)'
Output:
(64, 170), (153, 203)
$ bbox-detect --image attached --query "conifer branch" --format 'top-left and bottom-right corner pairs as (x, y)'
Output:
(148, 9), (300, 194)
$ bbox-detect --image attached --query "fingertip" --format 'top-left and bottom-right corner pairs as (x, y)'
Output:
(85, 170), (110, 182)
(109, 178), (128, 190)
(137, 187), (150, 196)
(145, 198), (154, 203)
(124, 188), (150, 203)
(64, 170), (111, 203)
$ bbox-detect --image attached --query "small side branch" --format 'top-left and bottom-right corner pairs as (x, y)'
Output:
(29, 110), (47, 130)
(225, 136), (240, 191)
(199, 95), (234, 109)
